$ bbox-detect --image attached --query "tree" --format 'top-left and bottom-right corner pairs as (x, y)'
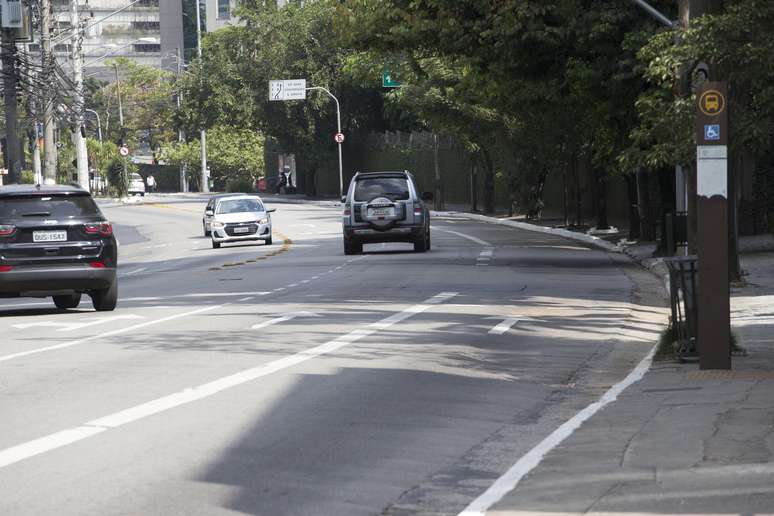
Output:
(178, 0), (386, 195)
(160, 124), (265, 191)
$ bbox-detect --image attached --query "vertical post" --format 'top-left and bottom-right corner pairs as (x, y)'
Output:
(71, 0), (89, 191)
(195, 0), (209, 192)
(41, 0), (57, 183)
(176, 47), (188, 192)
(334, 97), (343, 199)
(2, 29), (21, 183)
(115, 63), (128, 193)
(433, 133), (443, 210)
(695, 81), (730, 370)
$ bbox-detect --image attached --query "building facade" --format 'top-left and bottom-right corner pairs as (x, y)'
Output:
(43, 0), (184, 81)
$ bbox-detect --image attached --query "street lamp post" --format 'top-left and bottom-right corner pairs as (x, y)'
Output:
(195, 0), (209, 193)
(305, 86), (343, 199)
(71, 0), (89, 191)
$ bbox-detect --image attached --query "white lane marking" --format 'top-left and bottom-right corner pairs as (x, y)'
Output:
(120, 267), (147, 276)
(288, 283), (299, 288)
(480, 249), (494, 257)
(183, 292), (271, 298)
(123, 292), (271, 302)
(433, 228), (493, 247)
(300, 280), (310, 284)
(458, 345), (657, 516)
(476, 257), (490, 262)
(250, 311), (321, 330)
(0, 301), (51, 309)
(0, 292), (458, 469)
(486, 316), (543, 335)
(13, 314), (145, 333)
(238, 296), (254, 302)
(0, 305), (222, 364)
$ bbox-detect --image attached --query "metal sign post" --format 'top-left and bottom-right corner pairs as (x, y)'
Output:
(695, 81), (731, 370)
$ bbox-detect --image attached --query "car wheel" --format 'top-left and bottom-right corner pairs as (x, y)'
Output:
(265, 236), (273, 245)
(203, 222), (210, 237)
(90, 280), (117, 312)
(53, 293), (81, 310)
(426, 230), (431, 251)
(344, 240), (362, 255)
(414, 235), (428, 253)
(212, 239), (221, 249)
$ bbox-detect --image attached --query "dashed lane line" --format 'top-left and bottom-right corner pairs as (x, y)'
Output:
(0, 304), (223, 364)
(0, 292), (459, 469)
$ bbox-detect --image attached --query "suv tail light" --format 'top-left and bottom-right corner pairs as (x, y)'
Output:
(343, 203), (351, 216)
(413, 203), (423, 216)
(84, 222), (113, 236)
(0, 224), (16, 237)
(89, 261), (106, 268)
(0, 265), (13, 272)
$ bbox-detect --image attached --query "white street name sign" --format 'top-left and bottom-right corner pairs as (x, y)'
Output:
(269, 79), (307, 101)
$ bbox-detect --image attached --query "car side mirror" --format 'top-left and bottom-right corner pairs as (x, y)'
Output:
(266, 208), (276, 213)
(205, 210), (214, 216)
(421, 192), (433, 202)
(341, 196), (347, 203)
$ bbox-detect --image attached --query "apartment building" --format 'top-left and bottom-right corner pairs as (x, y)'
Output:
(205, 0), (288, 32)
(42, 0), (184, 81)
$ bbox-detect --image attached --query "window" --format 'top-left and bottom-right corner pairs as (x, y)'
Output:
(0, 195), (100, 219)
(216, 199), (265, 214)
(133, 43), (161, 53)
(131, 21), (160, 31)
(354, 178), (410, 202)
(217, 0), (231, 20)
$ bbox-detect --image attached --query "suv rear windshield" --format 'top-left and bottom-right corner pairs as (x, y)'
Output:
(354, 177), (410, 202)
(0, 195), (100, 219)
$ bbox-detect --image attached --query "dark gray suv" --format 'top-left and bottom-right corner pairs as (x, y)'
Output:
(0, 184), (118, 311)
(341, 171), (432, 255)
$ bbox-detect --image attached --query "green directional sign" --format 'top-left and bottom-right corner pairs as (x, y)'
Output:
(382, 69), (401, 88)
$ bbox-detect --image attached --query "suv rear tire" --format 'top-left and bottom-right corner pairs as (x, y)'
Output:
(414, 234), (428, 253)
(344, 240), (362, 255)
(212, 240), (221, 249)
(53, 293), (81, 310)
(265, 236), (273, 245)
(90, 280), (117, 311)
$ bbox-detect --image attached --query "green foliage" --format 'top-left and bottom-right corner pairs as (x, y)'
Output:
(91, 59), (177, 150)
(337, 0), (672, 213)
(178, 1), (386, 193)
(160, 125), (264, 191)
(630, 1), (774, 168)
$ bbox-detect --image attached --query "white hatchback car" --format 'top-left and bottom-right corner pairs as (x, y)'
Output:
(209, 195), (275, 249)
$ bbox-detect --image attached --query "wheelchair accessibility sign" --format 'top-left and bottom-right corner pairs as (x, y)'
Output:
(704, 124), (720, 141)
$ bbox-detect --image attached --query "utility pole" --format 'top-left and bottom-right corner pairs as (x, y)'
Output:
(2, 28), (22, 183)
(195, 0), (208, 192)
(176, 47), (188, 192)
(42, 0), (57, 183)
(71, 0), (89, 190)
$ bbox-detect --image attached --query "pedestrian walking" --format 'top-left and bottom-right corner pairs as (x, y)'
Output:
(147, 174), (156, 193)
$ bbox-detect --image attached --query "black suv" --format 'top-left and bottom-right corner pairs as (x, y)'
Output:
(341, 171), (432, 254)
(0, 185), (118, 311)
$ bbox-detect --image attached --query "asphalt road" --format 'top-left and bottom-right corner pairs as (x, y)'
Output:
(0, 195), (663, 515)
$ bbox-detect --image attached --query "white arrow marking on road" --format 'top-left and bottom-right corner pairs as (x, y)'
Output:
(13, 314), (145, 332)
(487, 316), (543, 335)
(251, 311), (321, 330)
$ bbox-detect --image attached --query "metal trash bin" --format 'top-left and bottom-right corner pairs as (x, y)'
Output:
(663, 256), (698, 358)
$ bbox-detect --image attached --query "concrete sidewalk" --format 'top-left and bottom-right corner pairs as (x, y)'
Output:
(458, 231), (773, 514)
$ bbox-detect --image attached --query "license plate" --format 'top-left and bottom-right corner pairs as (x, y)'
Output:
(33, 231), (67, 243)
(369, 207), (395, 217)
(233, 226), (250, 234)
